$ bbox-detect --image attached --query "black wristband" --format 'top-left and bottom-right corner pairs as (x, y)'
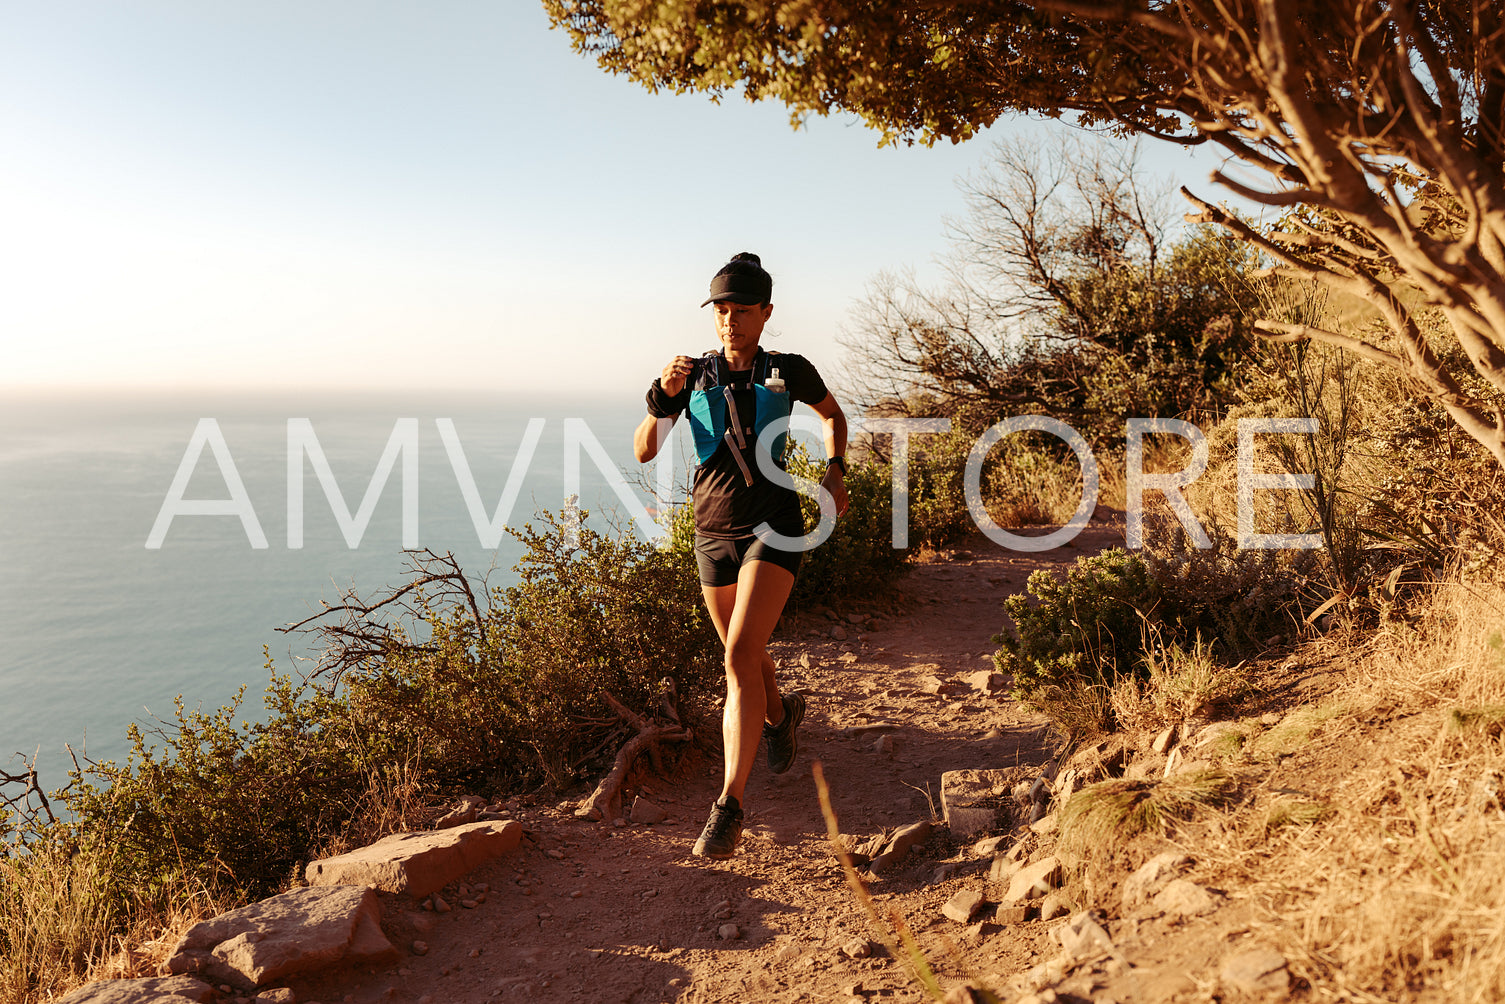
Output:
(826, 455), (848, 475)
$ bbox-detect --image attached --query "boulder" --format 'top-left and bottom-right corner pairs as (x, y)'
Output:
(1151, 879), (1222, 918)
(869, 820), (932, 874)
(434, 794), (487, 829)
(972, 835), (1010, 856)
(305, 820), (522, 897)
(992, 904), (1029, 924)
(56, 976), (215, 1004)
(1038, 892), (1070, 921)
(988, 856), (1023, 884)
(165, 885), (394, 987)
(964, 670), (1007, 696)
(840, 938), (874, 959)
(1053, 910), (1116, 961)
(1028, 811), (1058, 835)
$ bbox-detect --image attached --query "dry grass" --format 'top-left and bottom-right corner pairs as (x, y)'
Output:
(1242, 697), (1356, 761)
(311, 757), (430, 860)
(1033, 679), (1115, 740)
(0, 757), (427, 1004)
(982, 434), (1188, 528)
(0, 837), (225, 1004)
(1058, 767), (1240, 856)
(1110, 632), (1247, 730)
(1161, 578), (1505, 1002)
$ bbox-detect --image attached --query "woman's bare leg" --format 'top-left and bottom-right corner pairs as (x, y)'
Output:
(700, 559), (795, 804)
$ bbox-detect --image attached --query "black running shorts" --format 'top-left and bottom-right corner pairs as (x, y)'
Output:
(694, 531), (803, 587)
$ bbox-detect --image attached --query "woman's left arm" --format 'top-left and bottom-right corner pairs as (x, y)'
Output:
(809, 392), (850, 517)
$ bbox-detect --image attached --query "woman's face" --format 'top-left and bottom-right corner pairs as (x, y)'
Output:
(713, 300), (773, 355)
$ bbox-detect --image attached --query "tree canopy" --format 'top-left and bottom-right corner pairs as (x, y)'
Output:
(542, 0), (1505, 468)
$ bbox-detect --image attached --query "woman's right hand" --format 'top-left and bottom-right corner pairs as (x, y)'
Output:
(661, 355), (695, 396)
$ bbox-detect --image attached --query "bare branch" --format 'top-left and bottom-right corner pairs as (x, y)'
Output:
(1253, 321), (1405, 369)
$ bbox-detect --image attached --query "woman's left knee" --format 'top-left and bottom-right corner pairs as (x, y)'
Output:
(725, 635), (765, 675)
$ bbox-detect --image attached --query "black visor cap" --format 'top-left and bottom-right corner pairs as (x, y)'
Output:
(700, 271), (771, 307)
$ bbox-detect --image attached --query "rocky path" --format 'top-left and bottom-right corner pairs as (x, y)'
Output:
(287, 522), (1129, 1004)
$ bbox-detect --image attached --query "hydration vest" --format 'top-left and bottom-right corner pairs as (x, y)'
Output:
(685, 348), (792, 486)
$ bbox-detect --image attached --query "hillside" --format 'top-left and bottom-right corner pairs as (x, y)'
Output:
(264, 512), (1502, 1004)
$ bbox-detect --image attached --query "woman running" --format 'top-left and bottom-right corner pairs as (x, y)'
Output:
(634, 252), (849, 858)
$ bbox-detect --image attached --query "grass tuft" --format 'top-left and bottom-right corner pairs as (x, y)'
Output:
(1446, 705), (1505, 740)
(1059, 767), (1239, 854)
(1263, 797), (1335, 832)
(1243, 700), (1353, 761)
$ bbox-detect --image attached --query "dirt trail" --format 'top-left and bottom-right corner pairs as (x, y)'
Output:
(290, 521), (1128, 1004)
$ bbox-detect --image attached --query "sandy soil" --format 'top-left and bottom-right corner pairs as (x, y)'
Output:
(289, 521), (1132, 1004)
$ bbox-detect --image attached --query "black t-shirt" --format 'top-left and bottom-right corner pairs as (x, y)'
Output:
(646, 351), (829, 539)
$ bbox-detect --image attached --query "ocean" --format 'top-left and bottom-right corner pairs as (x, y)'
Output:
(0, 388), (679, 786)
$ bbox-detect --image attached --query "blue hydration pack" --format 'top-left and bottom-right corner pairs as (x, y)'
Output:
(685, 348), (791, 486)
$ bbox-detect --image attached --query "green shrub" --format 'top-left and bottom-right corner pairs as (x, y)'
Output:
(899, 423), (976, 550)
(31, 508), (725, 909)
(333, 509), (722, 791)
(994, 548), (1162, 700)
(67, 672), (368, 901)
(785, 447), (908, 609)
(1141, 522), (1317, 646)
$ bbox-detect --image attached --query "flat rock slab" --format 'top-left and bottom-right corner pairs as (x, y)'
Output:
(940, 768), (1028, 837)
(1003, 856), (1062, 903)
(942, 888), (985, 923)
(166, 885), (393, 988)
(306, 819), (522, 897)
(57, 976), (215, 1004)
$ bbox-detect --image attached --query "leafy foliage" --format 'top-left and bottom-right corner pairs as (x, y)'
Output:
(11, 510), (724, 906)
(845, 138), (1262, 445)
(996, 540), (1312, 733)
(545, 0), (1505, 469)
(994, 548), (1162, 700)
(784, 445), (908, 608)
(66, 675), (360, 901)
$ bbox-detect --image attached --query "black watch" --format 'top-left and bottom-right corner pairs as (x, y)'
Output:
(826, 455), (848, 476)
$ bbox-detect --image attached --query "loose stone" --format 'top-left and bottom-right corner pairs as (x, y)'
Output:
(942, 888), (986, 924)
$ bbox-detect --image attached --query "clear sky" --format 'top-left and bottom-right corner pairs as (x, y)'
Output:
(0, 1), (1237, 397)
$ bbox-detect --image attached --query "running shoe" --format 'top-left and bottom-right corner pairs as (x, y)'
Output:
(764, 691), (806, 775)
(692, 796), (744, 859)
